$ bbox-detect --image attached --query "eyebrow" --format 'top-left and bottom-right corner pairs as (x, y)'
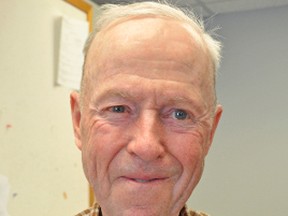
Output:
(91, 88), (139, 105)
(92, 87), (205, 111)
(166, 95), (206, 113)
(167, 95), (196, 104)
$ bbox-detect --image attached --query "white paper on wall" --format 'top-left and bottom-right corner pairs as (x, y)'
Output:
(57, 16), (89, 90)
(0, 175), (9, 216)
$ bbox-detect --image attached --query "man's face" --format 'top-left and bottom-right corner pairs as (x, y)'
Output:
(71, 17), (222, 216)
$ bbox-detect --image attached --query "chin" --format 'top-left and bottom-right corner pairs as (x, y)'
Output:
(120, 207), (168, 216)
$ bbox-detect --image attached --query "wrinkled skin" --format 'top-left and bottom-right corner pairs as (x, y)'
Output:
(71, 17), (222, 216)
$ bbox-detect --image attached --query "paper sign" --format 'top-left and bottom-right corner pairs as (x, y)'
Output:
(57, 16), (89, 90)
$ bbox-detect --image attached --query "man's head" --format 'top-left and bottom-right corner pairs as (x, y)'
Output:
(71, 2), (222, 216)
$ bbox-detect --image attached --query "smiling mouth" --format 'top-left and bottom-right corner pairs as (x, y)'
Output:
(127, 177), (166, 183)
(134, 178), (155, 183)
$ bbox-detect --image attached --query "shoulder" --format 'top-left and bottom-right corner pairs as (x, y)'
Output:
(74, 203), (100, 216)
(75, 203), (209, 216)
(188, 209), (210, 216)
(181, 205), (209, 216)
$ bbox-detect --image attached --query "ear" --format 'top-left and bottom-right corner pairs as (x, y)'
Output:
(204, 104), (223, 156)
(70, 91), (83, 150)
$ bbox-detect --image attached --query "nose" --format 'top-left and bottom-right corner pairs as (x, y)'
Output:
(127, 110), (165, 162)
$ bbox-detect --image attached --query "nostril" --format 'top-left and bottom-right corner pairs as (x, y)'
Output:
(126, 136), (165, 161)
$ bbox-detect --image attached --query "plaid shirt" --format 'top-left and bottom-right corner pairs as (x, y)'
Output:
(75, 203), (209, 216)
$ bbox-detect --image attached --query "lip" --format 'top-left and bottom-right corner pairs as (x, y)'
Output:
(122, 176), (169, 184)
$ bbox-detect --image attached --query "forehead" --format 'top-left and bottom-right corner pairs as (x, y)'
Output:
(99, 16), (200, 46)
(82, 16), (213, 107)
(86, 17), (209, 80)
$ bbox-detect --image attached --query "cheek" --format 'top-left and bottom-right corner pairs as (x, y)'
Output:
(168, 129), (206, 161)
(171, 137), (204, 173)
(168, 130), (206, 183)
(82, 120), (129, 183)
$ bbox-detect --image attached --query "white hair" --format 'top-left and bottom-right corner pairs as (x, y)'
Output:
(83, 1), (221, 69)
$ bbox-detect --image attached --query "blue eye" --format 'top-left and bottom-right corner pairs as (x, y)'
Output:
(111, 106), (126, 113)
(173, 109), (188, 120)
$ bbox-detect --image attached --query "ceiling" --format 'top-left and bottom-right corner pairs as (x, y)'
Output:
(90, 0), (288, 17)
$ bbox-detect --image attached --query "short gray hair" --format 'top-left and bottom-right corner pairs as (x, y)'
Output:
(84, 1), (221, 66)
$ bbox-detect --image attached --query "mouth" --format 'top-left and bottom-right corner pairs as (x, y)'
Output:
(125, 177), (167, 184)
(133, 178), (157, 183)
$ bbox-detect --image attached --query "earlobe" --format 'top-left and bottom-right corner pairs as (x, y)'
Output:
(70, 91), (83, 150)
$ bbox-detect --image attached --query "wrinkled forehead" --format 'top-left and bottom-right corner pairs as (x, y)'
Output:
(85, 16), (210, 75)
(80, 16), (214, 108)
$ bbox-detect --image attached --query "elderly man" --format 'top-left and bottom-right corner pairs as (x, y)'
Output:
(70, 1), (223, 216)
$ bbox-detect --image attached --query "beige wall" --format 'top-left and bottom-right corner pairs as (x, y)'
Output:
(0, 0), (89, 215)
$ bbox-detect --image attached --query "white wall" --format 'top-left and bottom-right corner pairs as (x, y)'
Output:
(189, 5), (288, 216)
(0, 0), (89, 215)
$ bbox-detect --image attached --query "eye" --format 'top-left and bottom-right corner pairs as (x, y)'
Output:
(110, 105), (126, 113)
(173, 109), (188, 120)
